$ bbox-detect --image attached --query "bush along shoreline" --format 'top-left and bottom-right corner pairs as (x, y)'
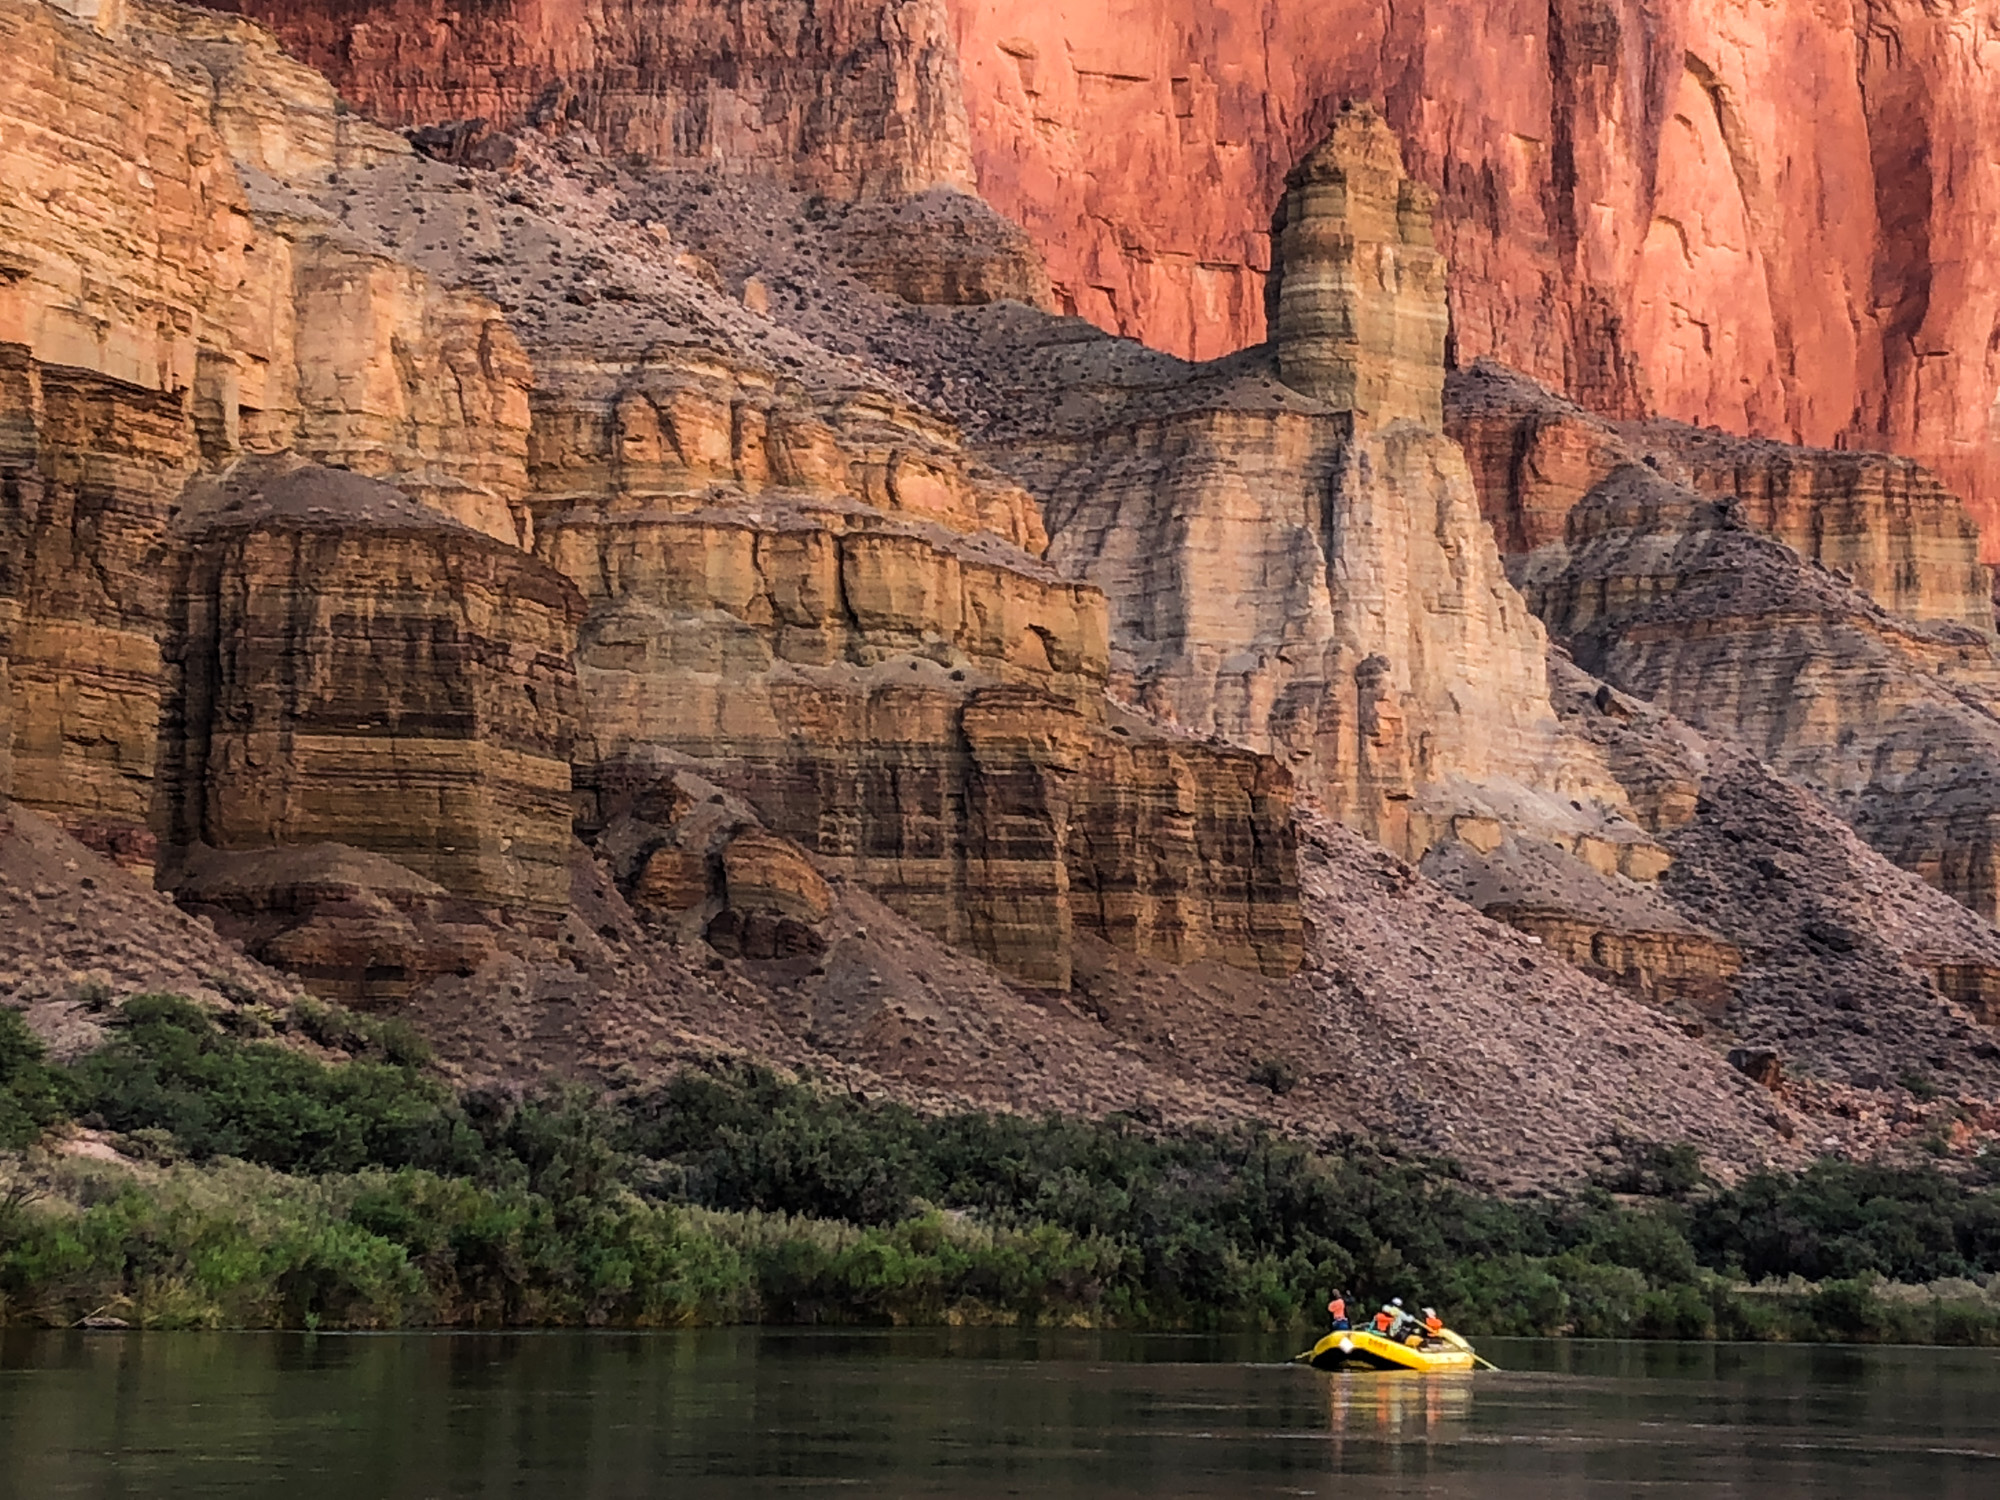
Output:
(4, 997), (2000, 1339)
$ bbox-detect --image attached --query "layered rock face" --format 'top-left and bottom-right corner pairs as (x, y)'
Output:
(1455, 359), (2000, 959)
(945, 0), (2000, 554)
(208, 0), (977, 198)
(536, 396), (1301, 990)
(337, 105), (1302, 991)
(3, 0), (1301, 995)
(983, 112), (1649, 889)
(158, 463), (584, 922)
(203, 0), (2000, 549)
(1266, 121), (1447, 425)
(1525, 458), (2000, 924)
(0, 0), (534, 543)
(0, 0), (576, 928)
(0, 347), (189, 871)
(1449, 361), (1995, 633)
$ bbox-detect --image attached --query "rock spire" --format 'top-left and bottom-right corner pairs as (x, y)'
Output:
(1267, 104), (1448, 427)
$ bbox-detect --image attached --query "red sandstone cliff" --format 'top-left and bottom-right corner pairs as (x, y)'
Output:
(206, 0), (2000, 557)
(950, 0), (2000, 551)
(948, 0), (2000, 551)
(203, 0), (977, 196)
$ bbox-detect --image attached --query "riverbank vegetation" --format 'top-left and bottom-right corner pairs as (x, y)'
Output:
(4, 996), (2000, 1340)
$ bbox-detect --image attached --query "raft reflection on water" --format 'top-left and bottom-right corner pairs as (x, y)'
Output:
(1325, 1370), (1475, 1443)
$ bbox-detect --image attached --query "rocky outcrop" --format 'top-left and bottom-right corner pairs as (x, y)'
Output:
(0, 348), (186, 871)
(372, 118), (1302, 992)
(170, 841), (503, 1003)
(821, 190), (1057, 311)
(1448, 363), (1639, 561)
(1524, 457), (2000, 925)
(2, 0), (1301, 995)
(157, 461), (585, 923)
(1631, 420), (1995, 634)
(208, 0), (977, 199)
(1266, 113), (1446, 425)
(549, 488), (1300, 989)
(1420, 825), (1742, 1011)
(0, 0), (535, 543)
(1544, 669), (2000, 1094)
(0, 0), (590, 926)
(945, 0), (2000, 554)
(978, 113), (1653, 884)
(1449, 360), (1995, 633)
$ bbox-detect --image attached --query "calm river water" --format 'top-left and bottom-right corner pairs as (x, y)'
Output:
(2, 1328), (1996, 1497)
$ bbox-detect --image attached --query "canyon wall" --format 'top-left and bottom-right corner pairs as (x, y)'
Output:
(202, 0), (2000, 559)
(1, 0), (1301, 994)
(1455, 361), (2000, 923)
(0, 0), (533, 542)
(947, 0), (2000, 553)
(1525, 454), (2000, 924)
(205, 0), (977, 197)
(981, 110), (1657, 887)
(525, 344), (1301, 990)
(159, 461), (585, 922)
(1448, 360), (1995, 631)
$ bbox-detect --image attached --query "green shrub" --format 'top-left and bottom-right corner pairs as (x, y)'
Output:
(0, 1009), (71, 1150)
(1688, 1159), (2000, 1284)
(11, 1000), (2000, 1338)
(287, 998), (433, 1067)
(66, 995), (478, 1175)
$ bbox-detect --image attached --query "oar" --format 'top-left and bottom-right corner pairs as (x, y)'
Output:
(1438, 1328), (1501, 1372)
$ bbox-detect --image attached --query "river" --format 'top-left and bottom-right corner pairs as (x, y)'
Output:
(2, 1328), (1995, 1496)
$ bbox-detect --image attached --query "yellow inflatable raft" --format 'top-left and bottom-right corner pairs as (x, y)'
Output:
(1295, 1326), (1480, 1373)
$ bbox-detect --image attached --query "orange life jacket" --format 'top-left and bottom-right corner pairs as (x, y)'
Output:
(1328, 1298), (1345, 1319)
(1373, 1310), (1393, 1333)
(1424, 1315), (1443, 1335)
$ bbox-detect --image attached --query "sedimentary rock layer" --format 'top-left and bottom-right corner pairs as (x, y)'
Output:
(1544, 665), (2000, 1093)
(550, 493), (1300, 989)
(1267, 109), (1447, 426)
(170, 841), (504, 1003)
(974, 117), (1650, 880)
(0, 347), (188, 871)
(206, 0), (977, 197)
(1448, 360), (1994, 632)
(4, 0), (1304, 992)
(0, 0), (534, 542)
(159, 462), (585, 921)
(197, 0), (2000, 552)
(946, 0), (2000, 552)
(1525, 459), (2000, 924)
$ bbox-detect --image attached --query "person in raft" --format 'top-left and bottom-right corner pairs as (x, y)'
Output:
(1327, 1292), (1350, 1330)
(1359, 1298), (1450, 1345)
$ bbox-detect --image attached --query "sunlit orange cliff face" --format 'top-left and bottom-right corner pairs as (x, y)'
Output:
(211, 0), (2000, 552)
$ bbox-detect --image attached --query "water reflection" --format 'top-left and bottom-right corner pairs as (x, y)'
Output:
(1325, 1368), (1475, 1444)
(1, 1329), (1996, 1497)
